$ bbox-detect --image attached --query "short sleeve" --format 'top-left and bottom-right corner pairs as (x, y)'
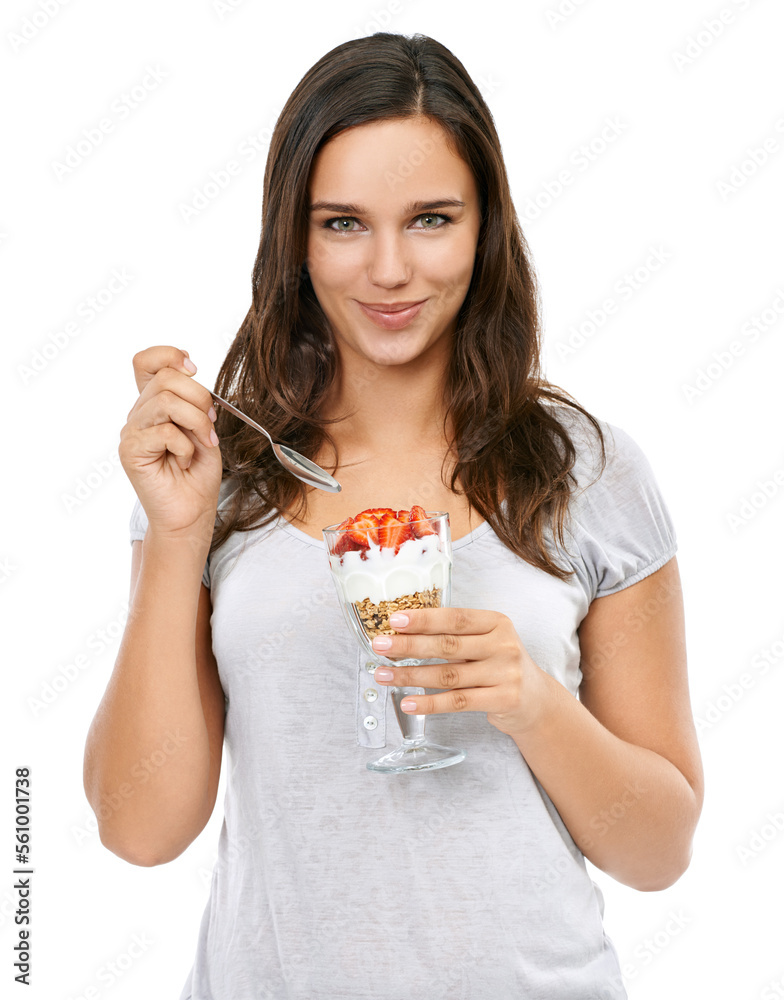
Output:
(129, 498), (211, 589)
(565, 420), (678, 600)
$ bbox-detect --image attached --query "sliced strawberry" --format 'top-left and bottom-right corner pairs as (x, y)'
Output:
(334, 533), (352, 556)
(377, 512), (413, 553)
(357, 507), (395, 521)
(332, 516), (357, 556)
(407, 504), (436, 538)
(348, 514), (379, 547)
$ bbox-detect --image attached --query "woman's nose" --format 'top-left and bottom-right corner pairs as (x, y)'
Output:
(366, 231), (411, 287)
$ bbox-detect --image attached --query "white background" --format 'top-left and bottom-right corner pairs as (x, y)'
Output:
(2, 0), (783, 997)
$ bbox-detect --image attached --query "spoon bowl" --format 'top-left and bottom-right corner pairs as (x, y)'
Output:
(207, 389), (341, 494)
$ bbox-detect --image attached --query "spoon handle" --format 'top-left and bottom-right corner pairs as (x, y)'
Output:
(209, 391), (273, 444)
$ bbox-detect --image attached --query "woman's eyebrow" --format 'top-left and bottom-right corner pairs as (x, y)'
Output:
(309, 198), (466, 214)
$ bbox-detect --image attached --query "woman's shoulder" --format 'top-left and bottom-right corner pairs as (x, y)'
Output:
(542, 400), (653, 490)
(540, 400), (613, 485)
(541, 402), (677, 597)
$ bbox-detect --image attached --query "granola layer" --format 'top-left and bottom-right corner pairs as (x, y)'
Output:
(352, 586), (443, 639)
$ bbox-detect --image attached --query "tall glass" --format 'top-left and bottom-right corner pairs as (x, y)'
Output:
(323, 511), (466, 773)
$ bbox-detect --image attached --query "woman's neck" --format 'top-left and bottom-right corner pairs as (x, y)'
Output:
(321, 356), (454, 458)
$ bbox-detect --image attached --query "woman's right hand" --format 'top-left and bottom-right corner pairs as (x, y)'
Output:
(118, 345), (223, 538)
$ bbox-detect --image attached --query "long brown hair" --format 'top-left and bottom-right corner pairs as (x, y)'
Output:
(209, 31), (606, 580)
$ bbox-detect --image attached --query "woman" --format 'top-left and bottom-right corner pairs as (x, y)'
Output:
(84, 32), (704, 999)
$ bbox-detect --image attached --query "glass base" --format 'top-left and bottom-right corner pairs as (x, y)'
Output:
(366, 739), (466, 773)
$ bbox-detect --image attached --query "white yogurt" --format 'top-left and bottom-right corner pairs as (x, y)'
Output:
(329, 532), (450, 604)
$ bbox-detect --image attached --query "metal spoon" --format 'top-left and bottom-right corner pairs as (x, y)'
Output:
(207, 389), (341, 493)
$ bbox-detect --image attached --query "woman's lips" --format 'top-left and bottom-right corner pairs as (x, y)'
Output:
(356, 299), (427, 330)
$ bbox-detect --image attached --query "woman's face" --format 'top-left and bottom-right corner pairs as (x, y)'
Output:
(305, 116), (481, 370)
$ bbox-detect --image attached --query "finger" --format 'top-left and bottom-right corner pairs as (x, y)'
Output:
(401, 683), (522, 717)
(123, 420), (198, 471)
(131, 345), (197, 395)
(388, 606), (498, 636)
(134, 386), (218, 450)
(397, 686), (500, 716)
(132, 364), (216, 422)
(375, 660), (480, 691)
(372, 629), (486, 663)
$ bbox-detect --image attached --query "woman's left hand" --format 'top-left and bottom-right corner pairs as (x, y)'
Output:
(369, 607), (549, 738)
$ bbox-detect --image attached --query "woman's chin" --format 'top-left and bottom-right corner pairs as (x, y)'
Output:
(362, 343), (426, 368)
(361, 327), (448, 366)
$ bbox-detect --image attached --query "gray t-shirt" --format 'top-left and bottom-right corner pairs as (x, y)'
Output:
(128, 405), (677, 1000)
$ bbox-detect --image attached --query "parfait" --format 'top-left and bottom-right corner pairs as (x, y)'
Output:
(323, 507), (466, 773)
(327, 505), (451, 657)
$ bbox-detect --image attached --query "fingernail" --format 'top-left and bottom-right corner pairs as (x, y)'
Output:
(389, 613), (409, 627)
(399, 700), (417, 712)
(183, 358), (197, 373)
(372, 636), (392, 650)
(208, 406), (217, 422)
(374, 667), (393, 682)
(210, 429), (220, 447)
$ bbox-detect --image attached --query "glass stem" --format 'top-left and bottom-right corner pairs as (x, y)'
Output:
(391, 687), (427, 744)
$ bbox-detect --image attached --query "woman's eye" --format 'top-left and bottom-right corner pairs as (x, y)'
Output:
(327, 217), (362, 232)
(324, 213), (451, 233)
(413, 213), (449, 229)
